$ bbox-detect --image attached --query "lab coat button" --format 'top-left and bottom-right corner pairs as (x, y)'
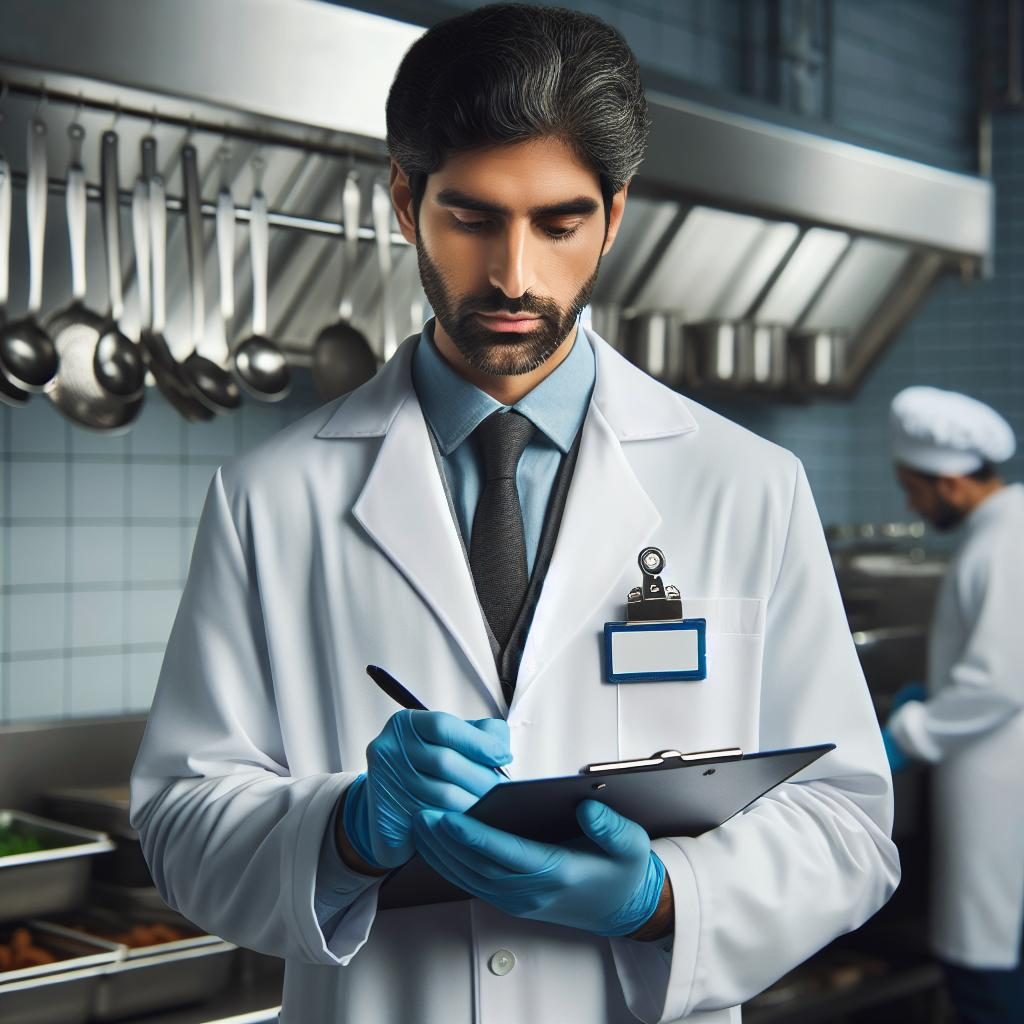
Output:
(488, 949), (516, 976)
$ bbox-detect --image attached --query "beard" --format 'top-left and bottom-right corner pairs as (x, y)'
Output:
(416, 242), (599, 377)
(930, 495), (967, 532)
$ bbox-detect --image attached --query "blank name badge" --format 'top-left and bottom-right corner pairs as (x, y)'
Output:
(604, 619), (708, 683)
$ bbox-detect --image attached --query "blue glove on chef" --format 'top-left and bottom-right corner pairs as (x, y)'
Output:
(891, 681), (927, 711)
(882, 726), (910, 774)
(343, 710), (512, 870)
(413, 799), (666, 937)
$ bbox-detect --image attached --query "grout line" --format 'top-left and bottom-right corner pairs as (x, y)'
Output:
(1, 405), (10, 722)
(63, 419), (73, 719)
(3, 641), (169, 664)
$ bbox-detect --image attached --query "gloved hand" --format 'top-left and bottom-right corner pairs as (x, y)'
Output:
(891, 682), (927, 711)
(343, 710), (511, 870)
(413, 799), (666, 937)
(882, 726), (910, 774)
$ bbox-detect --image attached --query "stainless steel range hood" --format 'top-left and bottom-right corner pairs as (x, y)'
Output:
(592, 91), (993, 397)
(0, 0), (994, 401)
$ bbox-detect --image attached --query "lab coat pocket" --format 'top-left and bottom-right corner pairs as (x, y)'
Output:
(615, 597), (766, 759)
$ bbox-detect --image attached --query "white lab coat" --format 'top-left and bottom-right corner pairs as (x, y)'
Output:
(889, 484), (1024, 969)
(130, 329), (899, 1023)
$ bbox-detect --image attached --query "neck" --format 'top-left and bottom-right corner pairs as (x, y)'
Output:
(432, 321), (579, 405)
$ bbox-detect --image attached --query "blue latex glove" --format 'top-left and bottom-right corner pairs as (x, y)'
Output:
(344, 710), (511, 870)
(891, 682), (927, 711)
(882, 726), (910, 774)
(413, 799), (666, 937)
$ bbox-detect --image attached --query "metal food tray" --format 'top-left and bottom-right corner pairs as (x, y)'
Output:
(43, 786), (136, 842)
(94, 940), (238, 1021)
(0, 964), (103, 1024)
(0, 922), (121, 1024)
(0, 920), (121, 985)
(36, 904), (223, 960)
(0, 810), (115, 924)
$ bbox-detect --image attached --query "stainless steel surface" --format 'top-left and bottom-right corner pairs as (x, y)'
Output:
(1, 919), (121, 985)
(0, 810), (115, 924)
(641, 90), (993, 258)
(93, 129), (146, 404)
(311, 168), (378, 401)
(43, 785), (135, 841)
(95, 940), (238, 1022)
(0, 117), (58, 393)
(180, 142), (241, 414)
(232, 188), (291, 401)
(0, 0), (422, 146)
(0, 962), (101, 1024)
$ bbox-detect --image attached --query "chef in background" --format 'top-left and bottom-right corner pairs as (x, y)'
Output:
(884, 386), (1023, 1024)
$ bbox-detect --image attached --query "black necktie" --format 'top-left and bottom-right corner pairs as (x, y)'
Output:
(469, 410), (536, 665)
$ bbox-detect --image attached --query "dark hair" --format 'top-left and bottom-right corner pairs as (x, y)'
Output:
(385, 3), (649, 216)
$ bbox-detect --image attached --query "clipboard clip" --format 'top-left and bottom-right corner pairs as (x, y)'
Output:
(582, 746), (744, 775)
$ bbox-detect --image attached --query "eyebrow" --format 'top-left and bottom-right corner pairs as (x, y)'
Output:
(434, 188), (600, 219)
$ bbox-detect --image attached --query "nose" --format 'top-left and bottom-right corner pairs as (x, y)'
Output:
(487, 220), (536, 300)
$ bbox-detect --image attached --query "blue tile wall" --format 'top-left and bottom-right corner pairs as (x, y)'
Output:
(3, 1), (1015, 721)
(0, 377), (323, 724)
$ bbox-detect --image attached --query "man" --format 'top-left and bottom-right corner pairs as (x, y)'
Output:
(884, 386), (1023, 1024)
(130, 6), (898, 1022)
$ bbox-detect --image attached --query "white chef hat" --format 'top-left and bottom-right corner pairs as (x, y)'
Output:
(890, 386), (1016, 476)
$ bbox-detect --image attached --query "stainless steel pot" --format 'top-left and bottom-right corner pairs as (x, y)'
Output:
(790, 329), (848, 391)
(688, 320), (752, 389)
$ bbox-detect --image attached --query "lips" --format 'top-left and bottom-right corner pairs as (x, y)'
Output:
(474, 312), (544, 333)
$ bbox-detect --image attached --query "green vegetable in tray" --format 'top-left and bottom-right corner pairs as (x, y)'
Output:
(0, 825), (43, 857)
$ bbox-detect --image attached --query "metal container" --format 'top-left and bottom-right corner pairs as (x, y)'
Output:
(623, 312), (692, 389)
(688, 320), (752, 389)
(0, 921), (120, 1024)
(44, 785), (152, 887)
(0, 810), (115, 923)
(94, 940), (238, 1021)
(745, 324), (789, 390)
(789, 329), (849, 391)
(0, 963), (102, 1024)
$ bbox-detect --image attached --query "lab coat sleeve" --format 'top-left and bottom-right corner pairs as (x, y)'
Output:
(888, 542), (1024, 763)
(609, 460), (900, 1022)
(129, 467), (382, 965)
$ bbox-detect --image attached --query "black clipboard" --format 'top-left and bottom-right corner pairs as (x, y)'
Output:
(378, 742), (835, 910)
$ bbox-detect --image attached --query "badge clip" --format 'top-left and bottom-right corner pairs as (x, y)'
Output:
(603, 547), (708, 683)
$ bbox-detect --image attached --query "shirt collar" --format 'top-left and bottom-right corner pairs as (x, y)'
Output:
(412, 318), (595, 455)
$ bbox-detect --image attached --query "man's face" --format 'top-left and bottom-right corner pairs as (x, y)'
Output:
(895, 465), (966, 531)
(396, 137), (626, 376)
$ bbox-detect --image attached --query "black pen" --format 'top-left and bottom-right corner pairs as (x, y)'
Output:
(365, 664), (512, 780)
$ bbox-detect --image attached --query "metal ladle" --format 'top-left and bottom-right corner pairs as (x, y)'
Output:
(312, 168), (376, 400)
(0, 152), (29, 407)
(179, 143), (240, 415)
(93, 129), (145, 403)
(231, 184), (290, 401)
(0, 118), (58, 393)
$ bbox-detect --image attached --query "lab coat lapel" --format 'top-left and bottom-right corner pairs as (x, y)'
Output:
(513, 334), (698, 706)
(317, 337), (503, 714)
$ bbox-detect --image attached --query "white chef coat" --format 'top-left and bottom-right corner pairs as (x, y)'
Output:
(129, 328), (899, 1023)
(889, 484), (1024, 969)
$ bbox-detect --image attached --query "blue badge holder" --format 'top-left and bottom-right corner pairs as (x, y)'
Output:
(604, 546), (708, 683)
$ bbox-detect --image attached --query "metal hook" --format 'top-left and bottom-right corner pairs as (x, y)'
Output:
(218, 135), (233, 191)
(34, 83), (48, 117)
(109, 99), (122, 131)
(149, 107), (159, 134)
(70, 93), (84, 128)
(251, 152), (266, 192)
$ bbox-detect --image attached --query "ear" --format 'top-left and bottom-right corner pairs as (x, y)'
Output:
(389, 161), (418, 245)
(601, 180), (630, 257)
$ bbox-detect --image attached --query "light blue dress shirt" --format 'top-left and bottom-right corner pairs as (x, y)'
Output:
(313, 319), (595, 932)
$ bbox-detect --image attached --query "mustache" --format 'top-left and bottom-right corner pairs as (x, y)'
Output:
(461, 290), (557, 318)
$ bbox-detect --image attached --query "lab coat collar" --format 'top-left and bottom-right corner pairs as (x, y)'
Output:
(314, 329), (700, 715)
(314, 329), (699, 443)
